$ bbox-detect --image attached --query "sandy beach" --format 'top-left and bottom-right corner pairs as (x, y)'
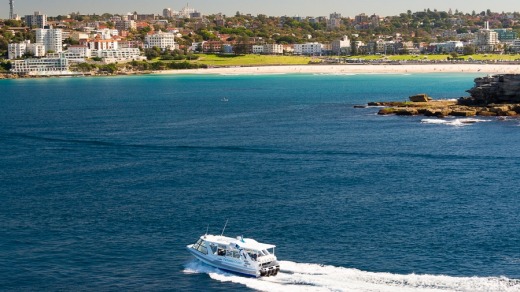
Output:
(158, 64), (520, 75)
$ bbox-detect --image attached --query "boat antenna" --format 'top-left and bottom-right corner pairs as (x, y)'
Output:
(205, 224), (209, 236)
(220, 219), (228, 236)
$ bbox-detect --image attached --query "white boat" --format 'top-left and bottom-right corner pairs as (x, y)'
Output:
(186, 234), (280, 277)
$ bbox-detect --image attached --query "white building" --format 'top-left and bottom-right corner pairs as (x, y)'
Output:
(36, 28), (63, 53)
(264, 44), (284, 54)
(81, 37), (119, 51)
(11, 57), (71, 75)
(145, 31), (176, 50)
(252, 45), (264, 54)
(92, 48), (145, 63)
(331, 35), (351, 54)
(294, 43), (323, 55)
(8, 42), (28, 59)
(8, 40), (45, 59)
(474, 22), (499, 52)
(67, 45), (92, 58)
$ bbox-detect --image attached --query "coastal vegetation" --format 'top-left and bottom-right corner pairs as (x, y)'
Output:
(71, 60), (207, 75)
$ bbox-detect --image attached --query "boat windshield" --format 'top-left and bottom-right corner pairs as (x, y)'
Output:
(192, 238), (208, 255)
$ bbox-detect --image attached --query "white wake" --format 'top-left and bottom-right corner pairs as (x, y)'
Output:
(183, 260), (520, 292)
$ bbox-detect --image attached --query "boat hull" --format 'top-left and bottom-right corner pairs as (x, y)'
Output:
(186, 246), (259, 277)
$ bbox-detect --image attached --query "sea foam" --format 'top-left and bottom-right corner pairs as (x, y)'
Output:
(421, 118), (491, 127)
(184, 260), (520, 292)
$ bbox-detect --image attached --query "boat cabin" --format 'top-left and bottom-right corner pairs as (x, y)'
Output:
(191, 235), (276, 262)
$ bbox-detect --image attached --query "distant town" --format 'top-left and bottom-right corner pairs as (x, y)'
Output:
(1, 3), (520, 77)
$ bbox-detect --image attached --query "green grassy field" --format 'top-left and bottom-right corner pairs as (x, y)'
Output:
(349, 54), (520, 62)
(153, 53), (520, 68)
(190, 54), (313, 66)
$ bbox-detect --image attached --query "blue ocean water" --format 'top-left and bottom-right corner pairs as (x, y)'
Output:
(1, 73), (519, 291)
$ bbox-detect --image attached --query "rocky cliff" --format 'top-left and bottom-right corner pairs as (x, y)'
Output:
(462, 74), (520, 105)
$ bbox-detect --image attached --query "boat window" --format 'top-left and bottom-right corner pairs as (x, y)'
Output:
(225, 250), (240, 258)
(217, 248), (226, 256)
(192, 239), (204, 250)
(192, 239), (208, 255)
(196, 245), (208, 254)
(209, 244), (218, 254)
(247, 252), (258, 261)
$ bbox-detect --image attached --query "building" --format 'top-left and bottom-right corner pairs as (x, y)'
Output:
(177, 5), (197, 18)
(354, 13), (369, 24)
(252, 45), (264, 54)
(201, 41), (223, 53)
(474, 29), (499, 52)
(145, 31), (176, 50)
(294, 43), (322, 55)
(11, 57), (70, 75)
(263, 43), (284, 54)
(163, 8), (173, 18)
(493, 29), (518, 42)
(8, 41), (29, 59)
(331, 35), (351, 54)
(327, 12), (342, 30)
(67, 45), (92, 58)
(35, 28), (63, 53)
(115, 20), (136, 33)
(92, 48), (145, 62)
(510, 40), (520, 53)
(370, 14), (381, 28)
(80, 36), (119, 51)
(24, 11), (47, 28)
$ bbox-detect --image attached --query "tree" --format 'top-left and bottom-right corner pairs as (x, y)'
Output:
(463, 45), (476, 55)
(144, 47), (161, 60)
(0, 60), (12, 71)
(233, 35), (249, 55)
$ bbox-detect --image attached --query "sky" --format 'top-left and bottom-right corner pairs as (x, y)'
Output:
(2, 0), (518, 19)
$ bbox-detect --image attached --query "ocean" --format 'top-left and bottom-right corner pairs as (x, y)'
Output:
(1, 73), (519, 291)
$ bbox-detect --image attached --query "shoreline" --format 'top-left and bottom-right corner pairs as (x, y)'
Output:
(3, 64), (520, 79)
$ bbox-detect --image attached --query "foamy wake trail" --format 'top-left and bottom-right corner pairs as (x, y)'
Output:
(421, 118), (491, 127)
(183, 260), (520, 292)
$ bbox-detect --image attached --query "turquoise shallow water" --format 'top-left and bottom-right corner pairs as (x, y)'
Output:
(1, 73), (519, 291)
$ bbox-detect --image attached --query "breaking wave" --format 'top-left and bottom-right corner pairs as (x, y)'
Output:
(421, 118), (491, 127)
(184, 260), (520, 292)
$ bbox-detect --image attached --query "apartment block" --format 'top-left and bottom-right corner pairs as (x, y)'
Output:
(35, 28), (63, 53)
(24, 11), (47, 28)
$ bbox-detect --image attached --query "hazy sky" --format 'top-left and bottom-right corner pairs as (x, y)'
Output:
(3, 0), (518, 19)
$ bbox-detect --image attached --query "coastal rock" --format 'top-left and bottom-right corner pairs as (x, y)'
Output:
(465, 74), (520, 105)
(378, 108), (396, 115)
(395, 108), (419, 116)
(424, 108), (451, 117)
(409, 94), (432, 102)
(451, 110), (477, 117)
(477, 110), (497, 116)
(364, 74), (520, 118)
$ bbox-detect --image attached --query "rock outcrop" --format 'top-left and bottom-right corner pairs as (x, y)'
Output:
(365, 74), (520, 117)
(409, 94), (432, 102)
(461, 74), (520, 105)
